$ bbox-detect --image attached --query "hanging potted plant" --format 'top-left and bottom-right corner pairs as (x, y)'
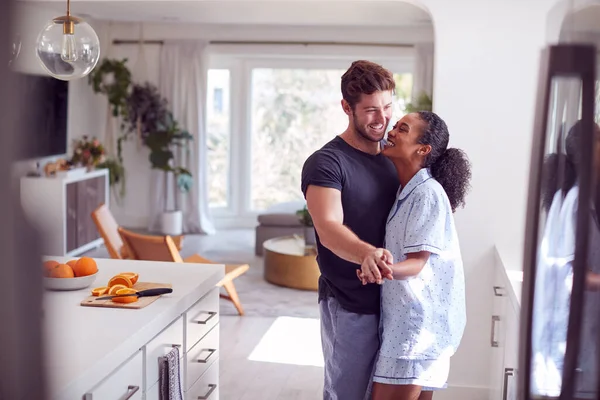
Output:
(125, 83), (193, 235)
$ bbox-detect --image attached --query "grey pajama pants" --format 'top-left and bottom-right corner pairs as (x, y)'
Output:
(320, 296), (380, 400)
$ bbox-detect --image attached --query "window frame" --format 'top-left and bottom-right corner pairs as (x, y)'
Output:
(207, 46), (415, 227)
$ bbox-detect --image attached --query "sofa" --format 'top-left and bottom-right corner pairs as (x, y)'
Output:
(255, 200), (305, 256)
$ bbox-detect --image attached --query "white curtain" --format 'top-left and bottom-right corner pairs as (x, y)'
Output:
(412, 42), (435, 101)
(148, 40), (216, 235)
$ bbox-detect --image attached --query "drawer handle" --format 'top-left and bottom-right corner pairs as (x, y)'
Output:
(193, 311), (217, 325)
(197, 384), (217, 399)
(171, 344), (181, 348)
(502, 368), (514, 400)
(83, 385), (139, 400)
(196, 348), (217, 363)
(491, 315), (500, 347)
(493, 286), (505, 297)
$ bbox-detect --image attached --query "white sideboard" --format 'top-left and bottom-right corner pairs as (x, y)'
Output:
(43, 257), (224, 400)
(20, 168), (109, 257)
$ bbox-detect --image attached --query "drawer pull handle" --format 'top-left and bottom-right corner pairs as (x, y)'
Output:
(502, 368), (514, 400)
(171, 344), (181, 348)
(493, 286), (505, 297)
(83, 385), (139, 400)
(120, 385), (139, 400)
(194, 311), (217, 325)
(491, 315), (500, 347)
(198, 384), (217, 399)
(197, 348), (217, 363)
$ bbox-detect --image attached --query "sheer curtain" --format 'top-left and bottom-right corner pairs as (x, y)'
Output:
(148, 40), (215, 234)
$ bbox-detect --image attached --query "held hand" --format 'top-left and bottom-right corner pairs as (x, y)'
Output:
(360, 248), (394, 284)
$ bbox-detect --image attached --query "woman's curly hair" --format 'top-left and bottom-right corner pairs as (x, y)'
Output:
(417, 111), (472, 212)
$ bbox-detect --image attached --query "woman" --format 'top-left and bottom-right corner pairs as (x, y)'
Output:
(358, 111), (471, 400)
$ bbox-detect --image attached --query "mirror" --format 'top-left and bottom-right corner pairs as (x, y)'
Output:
(522, 45), (598, 399)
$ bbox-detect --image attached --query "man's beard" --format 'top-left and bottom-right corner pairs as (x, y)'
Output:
(353, 113), (386, 143)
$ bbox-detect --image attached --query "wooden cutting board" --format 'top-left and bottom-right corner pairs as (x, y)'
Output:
(80, 282), (172, 309)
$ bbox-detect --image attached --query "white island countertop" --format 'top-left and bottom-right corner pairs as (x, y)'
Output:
(42, 257), (223, 400)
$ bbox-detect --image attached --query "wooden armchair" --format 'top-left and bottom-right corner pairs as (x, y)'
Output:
(117, 227), (249, 316)
(91, 204), (183, 259)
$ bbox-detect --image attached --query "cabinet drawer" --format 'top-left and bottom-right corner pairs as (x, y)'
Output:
(185, 288), (219, 352)
(186, 359), (219, 400)
(146, 316), (184, 388)
(185, 324), (219, 391)
(83, 350), (143, 400)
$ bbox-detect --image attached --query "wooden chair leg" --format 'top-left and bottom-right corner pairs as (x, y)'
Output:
(221, 280), (244, 316)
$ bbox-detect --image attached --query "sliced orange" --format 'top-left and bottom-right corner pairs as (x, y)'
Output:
(108, 284), (128, 295)
(118, 272), (139, 285)
(107, 274), (133, 288)
(91, 286), (109, 296)
(112, 288), (138, 304)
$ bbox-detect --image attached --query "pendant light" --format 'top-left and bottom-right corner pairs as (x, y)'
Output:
(35, 0), (100, 81)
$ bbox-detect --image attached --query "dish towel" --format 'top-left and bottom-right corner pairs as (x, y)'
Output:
(159, 346), (184, 400)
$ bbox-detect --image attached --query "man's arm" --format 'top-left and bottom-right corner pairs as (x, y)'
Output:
(306, 185), (392, 283)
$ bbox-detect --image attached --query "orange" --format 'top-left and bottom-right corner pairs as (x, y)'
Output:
(72, 257), (98, 277)
(119, 272), (139, 285)
(66, 259), (78, 269)
(108, 284), (128, 295)
(91, 286), (109, 296)
(112, 288), (138, 304)
(48, 264), (75, 278)
(108, 274), (133, 288)
(43, 260), (59, 276)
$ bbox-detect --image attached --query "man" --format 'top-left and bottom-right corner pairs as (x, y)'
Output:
(301, 60), (400, 400)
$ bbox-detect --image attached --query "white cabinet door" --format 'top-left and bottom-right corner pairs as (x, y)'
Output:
(489, 263), (508, 400)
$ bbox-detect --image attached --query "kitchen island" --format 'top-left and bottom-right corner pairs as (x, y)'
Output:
(43, 257), (223, 400)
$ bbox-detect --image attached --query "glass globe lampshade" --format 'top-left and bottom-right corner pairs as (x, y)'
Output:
(36, 15), (100, 81)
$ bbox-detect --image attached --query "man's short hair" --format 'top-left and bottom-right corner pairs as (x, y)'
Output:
(341, 60), (395, 110)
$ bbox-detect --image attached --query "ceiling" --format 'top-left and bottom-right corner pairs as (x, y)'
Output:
(21, 1), (433, 26)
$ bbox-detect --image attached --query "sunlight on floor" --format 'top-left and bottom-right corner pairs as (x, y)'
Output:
(248, 316), (324, 367)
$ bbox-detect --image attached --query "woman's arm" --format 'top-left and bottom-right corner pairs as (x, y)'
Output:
(390, 251), (431, 279)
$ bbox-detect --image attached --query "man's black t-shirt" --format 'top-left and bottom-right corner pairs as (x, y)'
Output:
(301, 136), (399, 314)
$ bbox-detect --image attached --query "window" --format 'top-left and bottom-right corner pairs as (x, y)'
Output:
(250, 68), (348, 210)
(206, 69), (230, 208)
(206, 50), (414, 223)
(213, 88), (223, 114)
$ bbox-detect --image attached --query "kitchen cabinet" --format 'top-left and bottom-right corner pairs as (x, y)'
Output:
(488, 259), (521, 400)
(43, 257), (224, 400)
(20, 168), (109, 256)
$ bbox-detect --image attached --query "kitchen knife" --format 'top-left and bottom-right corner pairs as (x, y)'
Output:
(96, 288), (173, 300)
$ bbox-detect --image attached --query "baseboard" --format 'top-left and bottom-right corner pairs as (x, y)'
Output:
(433, 384), (488, 400)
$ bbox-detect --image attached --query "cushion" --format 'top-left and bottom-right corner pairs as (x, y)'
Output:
(258, 212), (303, 226)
